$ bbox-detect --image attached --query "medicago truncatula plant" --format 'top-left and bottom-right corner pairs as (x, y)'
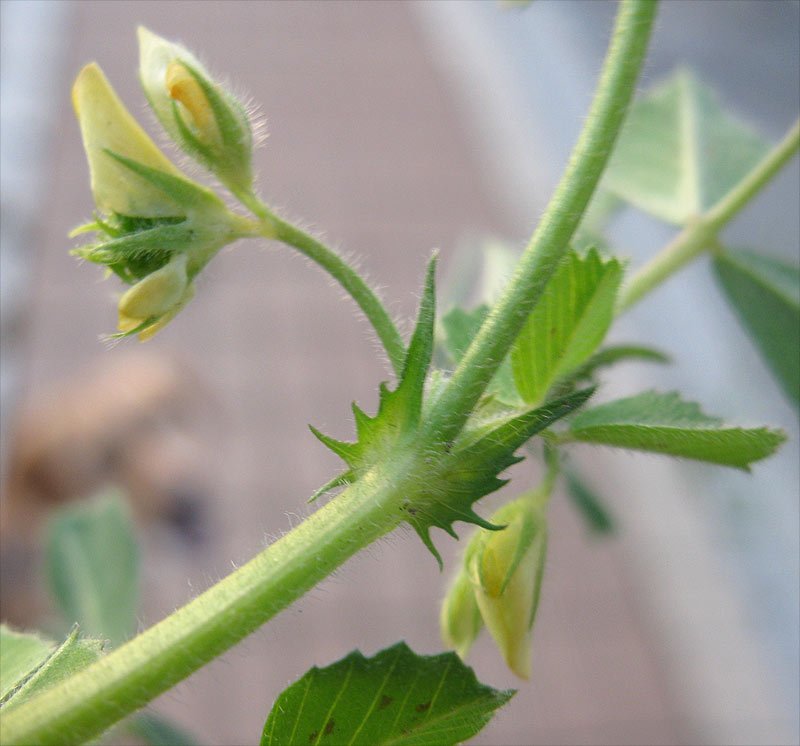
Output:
(2, 1), (798, 743)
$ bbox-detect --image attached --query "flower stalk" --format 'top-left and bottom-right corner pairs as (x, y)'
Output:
(3, 3), (658, 742)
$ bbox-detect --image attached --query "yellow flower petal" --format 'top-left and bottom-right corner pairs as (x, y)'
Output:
(118, 254), (188, 322)
(73, 62), (185, 217)
(165, 61), (221, 146)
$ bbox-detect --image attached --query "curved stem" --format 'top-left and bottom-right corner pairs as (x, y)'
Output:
(2, 4), (659, 742)
(1, 460), (417, 745)
(421, 0), (658, 446)
(617, 117), (800, 313)
(235, 188), (406, 376)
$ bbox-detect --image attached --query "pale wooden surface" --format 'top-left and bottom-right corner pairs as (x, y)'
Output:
(9, 1), (682, 743)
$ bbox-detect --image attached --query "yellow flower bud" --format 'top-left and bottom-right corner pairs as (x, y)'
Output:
(138, 27), (254, 192)
(117, 254), (189, 340)
(467, 494), (547, 679)
(165, 61), (221, 148)
(440, 571), (483, 659)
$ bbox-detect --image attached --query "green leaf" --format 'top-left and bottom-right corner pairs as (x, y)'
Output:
(568, 391), (786, 470)
(0, 626), (56, 703)
(126, 711), (200, 746)
(1, 626), (104, 711)
(45, 490), (139, 646)
(713, 248), (800, 409)
(260, 642), (514, 746)
(550, 344), (670, 397)
(602, 68), (769, 224)
(511, 247), (623, 405)
(441, 305), (520, 405)
(564, 470), (615, 535)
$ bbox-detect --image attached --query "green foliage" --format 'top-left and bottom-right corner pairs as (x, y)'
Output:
(260, 642), (514, 746)
(601, 68), (769, 224)
(0, 627), (103, 712)
(511, 248), (623, 405)
(407, 387), (594, 566)
(310, 258), (438, 496)
(564, 470), (615, 535)
(46, 491), (139, 647)
(125, 711), (200, 746)
(313, 258), (594, 565)
(0, 626), (56, 704)
(713, 248), (800, 409)
(568, 390), (786, 469)
(441, 305), (520, 405)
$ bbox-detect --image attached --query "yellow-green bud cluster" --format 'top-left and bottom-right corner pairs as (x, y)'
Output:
(70, 31), (260, 340)
(441, 492), (548, 679)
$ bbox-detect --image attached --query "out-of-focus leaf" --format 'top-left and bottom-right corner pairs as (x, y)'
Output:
(511, 248), (623, 405)
(1, 626), (103, 710)
(713, 248), (800, 409)
(602, 68), (769, 224)
(260, 642), (514, 746)
(568, 390), (786, 470)
(46, 490), (139, 646)
(564, 470), (615, 535)
(126, 711), (200, 746)
(0, 626), (56, 703)
(441, 305), (520, 405)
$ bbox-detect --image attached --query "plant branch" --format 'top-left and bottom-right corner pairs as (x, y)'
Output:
(0, 464), (415, 745)
(236, 189), (406, 376)
(1, 4), (659, 742)
(617, 117), (800, 313)
(420, 0), (658, 446)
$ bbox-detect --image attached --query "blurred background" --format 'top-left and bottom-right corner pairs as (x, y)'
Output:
(1, 1), (797, 744)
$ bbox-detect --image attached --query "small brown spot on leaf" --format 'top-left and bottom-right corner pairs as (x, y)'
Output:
(324, 718), (335, 736)
(308, 732), (318, 743)
(415, 700), (431, 713)
(378, 694), (393, 710)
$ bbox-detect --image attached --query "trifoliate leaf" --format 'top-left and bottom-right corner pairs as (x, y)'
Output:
(568, 391), (786, 470)
(601, 68), (769, 225)
(713, 248), (800, 410)
(45, 491), (139, 647)
(260, 642), (514, 746)
(511, 247), (623, 406)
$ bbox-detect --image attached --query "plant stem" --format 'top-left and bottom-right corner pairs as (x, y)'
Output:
(0, 461), (415, 745)
(421, 0), (658, 447)
(617, 117), (800, 313)
(235, 188), (406, 376)
(1, 3), (658, 742)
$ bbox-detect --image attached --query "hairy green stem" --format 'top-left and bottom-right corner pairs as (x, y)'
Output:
(236, 188), (406, 376)
(1, 3), (657, 743)
(617, 117), (800, 312)
(0, 462), (416, 745)
(420, 0), (658, 447)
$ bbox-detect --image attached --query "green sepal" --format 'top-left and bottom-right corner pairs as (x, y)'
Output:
(103, 149), (223, 212)
(72, 222), (188, 282)
(173, 60), (253, 189)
